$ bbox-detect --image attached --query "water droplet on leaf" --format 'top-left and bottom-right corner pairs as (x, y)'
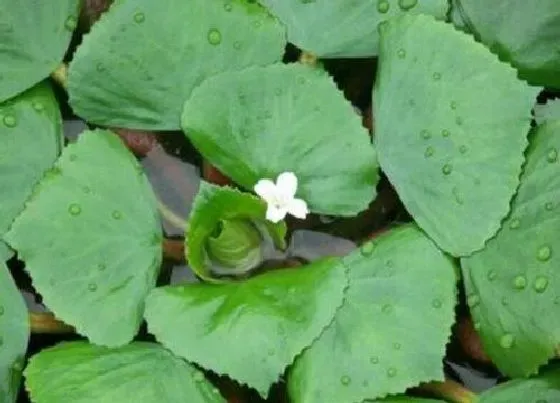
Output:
(432, 298), (442, 308)
(207, 28), (222, 45)
(3, 115), (16, 127)
(65, 16), (77, 31)
(360, 241), (374, 257)
(513, 275), (527, 289)
(500, 333), (514, 349)
(487, 270), (497, 281)
(112, 210), (122, 220)
(133, 12), (145, 23)
(467, 294), (480, 308)
(377, 0), (390, 13)
(537, 245), (551, 261)
(387, 367), (397, 377)
(441, 129), (450, 137)
(545, 202), (554, 211)
(382, 304), (393, 314)
(459, 145), (468, 154)
(420, 129), (431, 140)
(233, 41), (242, 50)
(32, 101), (44, 112)
(442, 164), (452, 175)
(88, 283), (97, 292)
(68, 203), (81, 216)
(340, 375), (351, 386)
(547, 148), (558, 163)
(370, 356), (379, 364)
(534, 276), (549, 293)
(224, 1), (233, 11)
(424, 146), (434, 158)
(432, 72), (441, 80)
(509, 219), (520, 229)
(393, 342), (401, 350)
(398, 0), (418, 10)
(450, 101), (457, 109)
(397, 48), (406, 59)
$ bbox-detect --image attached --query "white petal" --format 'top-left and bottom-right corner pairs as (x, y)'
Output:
(254, 179), (276, 203)
(266, 205), (287, 223)
(276, 172), (298, 199)
(287, 198), (309, 219)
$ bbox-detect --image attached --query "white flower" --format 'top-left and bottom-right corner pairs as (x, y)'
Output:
(254, 172), (309, 223)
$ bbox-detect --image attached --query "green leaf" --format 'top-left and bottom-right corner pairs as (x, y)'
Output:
(188, 182), (287, 281)
(257, 0), (448, 58)
(183, 63), (379, 216)
(370, 397), (443, 403)
(478, 366), (560, 403)
(461, 120), (560, 377)
(5, 130), (162, 347)
(0, 0), (80, 101)
(0, 263), (29, 403)
(24, 341), (225, 403)
(288, 225), (457, 403)
(454, 0), (560, 89)
(0, 242), (13, 262)
(374, 14), (539, 256)
(535, 99), (560, 125)
(0, 83), (63, 254)
(145, 257), (347, 397)
(68, 0), (285, 130)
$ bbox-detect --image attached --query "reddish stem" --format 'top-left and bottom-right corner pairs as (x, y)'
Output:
(202, 160), (232, 186)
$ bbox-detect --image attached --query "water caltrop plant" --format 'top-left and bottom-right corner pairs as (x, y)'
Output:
(1, 0), (560, 402)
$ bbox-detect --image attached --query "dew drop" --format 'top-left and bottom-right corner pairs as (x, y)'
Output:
(432, 72), (441, 81)
(398, 0), (417, 10)
(68, 203), (81, 216)
(252, 20), (262, 28)
(455, 117), (463, 125)
(0, 306), (4, 316)
(387, 367), (397, 377)
(393, 342), (401, 350)
(473, 321), (481, 330)
(96, 63), (106, 72)
(133, 12), (145, 23)
(452, 187), (464, 205)
(442, 164), (453, 175)
(233, 41), (242, 50)
(377, 20), (388, 34)
(193, 372), (205, 382)
(340, 375), (351, 386)
(88, 283), (98, 292)
(501, 297), (509, 306)
(370, 356), (379, 364)
(441, 129), (450, 137)
(3, 115), (16, 127)
(32, 101), (44, 112)
(224, 1), (233, 11)
(509, 219), (520, 229)
(397, 48), (406, 59)
(499, 333), (514, 349)
(98, 263), (107, 271)
(112, 210), (122, 220)
(65, 16), (77, 31)
(263, 288), (274, 297)
(547, 148), (558, 163)
(267, 348), (275, 356)
(360, 241), (374, 257)
(513, 275), (527, 290)
(537, 245), (552, 262)
(450, 101), (457, 110)
(382, 303), (393, 314)
(82, 186), (91, 194)
(207, 28), (222, 45)
(533, 276), (549, 293)
(432, 298), (442, 308)
(487, 270), (497, 281)
(467, 294), (480, 308)
(459, 145), (468, 154)
(424, 146), (434, 158)
(545, 202), (554, 211)
(377, 0), (390, 13)
(420, 129), (431, 140)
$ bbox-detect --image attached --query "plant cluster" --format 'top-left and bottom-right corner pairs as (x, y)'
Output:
(1, 0), (560, 402)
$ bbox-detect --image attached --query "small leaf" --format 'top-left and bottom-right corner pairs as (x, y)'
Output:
(288, 225), (457, 403)
(375, 14), (539, 256)
(478, 365), (560, 402)
(68, 0), (285, 130)
(257, 0), (448, 58)
(24, 341), (225, 403)
(5, 130), (162, 347)
(183, 63), (379, 216)
(145, 257), (347, 397)
(462, 120), (560, 377)
(454, 0), (560, 89)
(0, 83), (63, 252)
(535, 99), (560, 125)
(0, 263), (29, 403)
(187, 182), (287, 281)
(0, 0), (80, 101)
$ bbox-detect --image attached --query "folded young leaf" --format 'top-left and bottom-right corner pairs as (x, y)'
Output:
(183, 63), (379, 216)
(454, 0), (560, 89)
(0, 0), (80, 101)
(187, 182), (286, 281)
(257, 0), (448, 58)
(68, 0), (285, 130)
(145, 257), (347, 397)
(0, 263), (29, 403)
(462, 120), (560, 377)
(375, 14), (539, 256)
(478, 365), (560, 402)
(24, 342), (225, 403)
(288, 225), (457, 403)
(0, 83), (63, 256)
(5, 130), (162, 347)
